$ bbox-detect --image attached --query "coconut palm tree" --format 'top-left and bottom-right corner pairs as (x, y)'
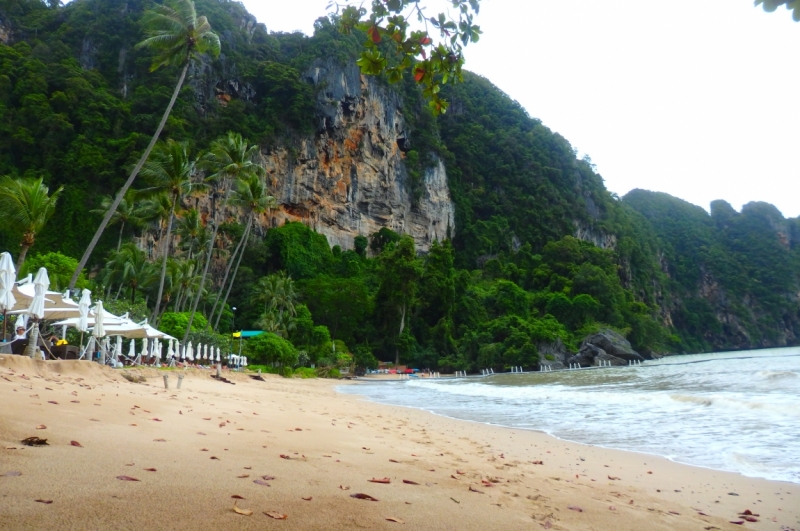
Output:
(183, 133), (264, 341)
(69, 0), (220, 290)
(210, 174), (276, 330)
(251, 271), (297, 320)
(139, 139), (204, 322)
(0, 176), (64, 271)
(175, 208), (204, 260)
(90, 191), (146, 251)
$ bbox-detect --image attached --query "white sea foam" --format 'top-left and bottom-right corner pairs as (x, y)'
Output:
(341, 349), (800, 484)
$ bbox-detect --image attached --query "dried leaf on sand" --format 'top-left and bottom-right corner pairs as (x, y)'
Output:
(231, 495), (245, 500)
(2, 471), (22, 476)
(386, 517), (405, 523)
(469, 486), (484, 494)
(368, 477), (391, 484)
(116, 476), (140, 481)
(402, 480), (419, 485)
(253, 480), (271, 487)
(567, 505), (583, 512)
(264, 511), (288, 519)
(339, 485), (350, 490)
(350, 493), (379, 501)
(36, 425), (46, 430)
(21, 437), (48, 446)
(35, 499), (53, 504)
(302, 497), (312, 501)
(70, 441), (83, 447)
(237, 474), (250, 479)
(232, 502), (252, 516)
(143, 468), (157, 472)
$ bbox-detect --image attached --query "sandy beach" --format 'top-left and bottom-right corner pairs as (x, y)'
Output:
(1, 356), (797, 531)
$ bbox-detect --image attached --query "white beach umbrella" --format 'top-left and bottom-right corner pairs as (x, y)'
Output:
(187, 341), (194, 362)
(242, 356), (247, 367)
(24, 268), (49, 358)
(15, 313), (26, 331)
(93, 301), (105, 338)
(180, 344), (186, 361)
(196, 343), (202, 360)
(128, 339), (136, 360)
(114, 335), (122, 364)
(167, 339), (175, 360)
(77, 289), (91, 333)
(216, 347), (220, 362)
(203, 344), (208, 360)
(142, 337), (149, 361)
(0, 252), (16, 340)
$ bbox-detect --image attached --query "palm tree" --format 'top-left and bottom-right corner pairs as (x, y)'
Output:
(0, 176), (64, 271)
(183, 133), (264, 342)
(69, 0), (220, 291)
(139, 139), (203, 322)
(175, 208), (204, 259)
(209, 174), (276, 330)
(251, 271), (297, 320)
(118, 243), (153, 305)
(90, 191), (146, 251)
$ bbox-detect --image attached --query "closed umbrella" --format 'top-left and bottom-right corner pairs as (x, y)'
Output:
(24, 268), (49, 359)
(114, 336), (122, 366)
(187, 341), (194, 362)
(128, 339), (136, 362)
(203, 344), (208, 360)
(141, 337), (149, 364)
(167, 339), (175, 360)
(216, 347), (220, 362)
(77, 289), (91, 352)
(93, 301), (105, 364)
(0, 252), (16, 341)
(196, 343), (202, 361)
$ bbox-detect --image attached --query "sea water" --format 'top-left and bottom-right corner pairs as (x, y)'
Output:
(339, 347), (800, 484)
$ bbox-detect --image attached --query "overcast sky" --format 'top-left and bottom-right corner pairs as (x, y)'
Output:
(242, 1), (800, 217)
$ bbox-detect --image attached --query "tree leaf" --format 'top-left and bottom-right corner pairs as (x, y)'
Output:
(567, 505), (583, 512)
(35, 499), (53, 504)
(116, 475), (140, 481)
(70, 441), (83, 447)
(368, 477), (391, 484)
(302, 497), (312, 501)
(2, 471), (22, 476)
(143, 468), (157, 472)
(402, 479), (419, 485)
(386, 517), (405, 523)
(264, 511), (288, 519)
(350, 493), (379, 501)
(232, 502), (252, 516)
(253, 480), (271, 486)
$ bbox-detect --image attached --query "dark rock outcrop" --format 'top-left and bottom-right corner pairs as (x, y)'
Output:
(582, 329), (645, 362)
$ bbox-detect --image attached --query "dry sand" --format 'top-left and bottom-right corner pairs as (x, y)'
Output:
(1, 355), (798, 531)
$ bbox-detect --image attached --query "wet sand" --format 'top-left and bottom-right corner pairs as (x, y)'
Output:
(1, 355), (797, 531)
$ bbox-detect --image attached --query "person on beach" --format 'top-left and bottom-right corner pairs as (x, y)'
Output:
(13, 326), (26, 341)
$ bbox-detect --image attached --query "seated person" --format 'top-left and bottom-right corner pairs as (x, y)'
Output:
(13, 326), (27, 341)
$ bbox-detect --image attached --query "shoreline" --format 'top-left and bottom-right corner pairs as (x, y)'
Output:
(1, 356), (798, 531)
(339, 380), (800, 487)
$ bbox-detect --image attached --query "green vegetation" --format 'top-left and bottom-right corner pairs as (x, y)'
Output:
(0, 0), (797, 376)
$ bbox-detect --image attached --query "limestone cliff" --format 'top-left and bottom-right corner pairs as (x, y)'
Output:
(258, 59), (454, 253)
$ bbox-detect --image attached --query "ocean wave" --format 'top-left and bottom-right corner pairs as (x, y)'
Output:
(756, 370), (798, 381)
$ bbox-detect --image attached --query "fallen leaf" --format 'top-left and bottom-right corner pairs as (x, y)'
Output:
(279, 454), (291, 459)
(389, 459), (399, 463)
(21, 437), (48, 446)
(244, 466), (252, 470)
(469, 486), (484, 494)
(385, 517), (405, 523)
(143, 468), (157, 472)
(729, 521), (744, 525)
(210, 456), (220, 460)
(669, 511), (681, 515)
(116, 476), (140, 481)
(125, 463), (134, 466)
(741, 516), (758, 522)
(450, 497), (460, 504)
(608, 476), (621, 480)
(70, 441), (83, 448)
(219, 422), (226, 428)
(36, 425), (46, 430)
(481, 480), (494, 487)
(35, 499), (53, 504)
(231, 495), (245, 500)
(451, 474), (460, 480)
(738, 510), (759, 516)
(253, 480), (271, 487)
(264, 511), (288, 520)
(153, 439), (167, 442)
(568, 505), (583, 512)
(232, 502), (252, 516)
(237, 474), (250, 479)
(339, 485), (350, 490)
(197, 432), (206, 436)
(609, 506), (616, 511)
(47, 401), (58, 405)
(200, 448), (208, 451)
(350, 493), (378, 501)
(302, 497), (312, 501)
(261, 475), (276, 481)
(2, 471), (22, 476)
(369, 477), (391, 484)
(402, 480), (419, 485)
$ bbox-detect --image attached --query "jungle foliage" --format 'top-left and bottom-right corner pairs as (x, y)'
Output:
(1, 0), (798, 372)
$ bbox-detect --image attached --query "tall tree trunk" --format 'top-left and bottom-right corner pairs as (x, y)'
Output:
(183, 222), (219, 342)
(152, 200), (177, 323)
(117, 221), (125, 251)
(206, 214), (248, 331)
(69, 62), (190, 290)
(395, 303), (406, 366)
(16, 242), (31, 272)
(213, 216), (252, 331)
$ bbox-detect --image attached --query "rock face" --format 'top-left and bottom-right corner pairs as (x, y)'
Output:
(259, 59), (455, 253)
(585, 329), (645, 362)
